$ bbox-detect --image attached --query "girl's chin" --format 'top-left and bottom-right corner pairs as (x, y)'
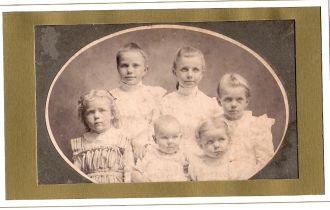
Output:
(181, 84), (197, 88)
(225, 113), (243, 120)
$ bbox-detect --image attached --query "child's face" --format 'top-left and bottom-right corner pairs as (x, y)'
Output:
(117, 51), (147, 86)
(154, 123), (182, 154)
(200, 128), (229, 158)
(173, 55), (204, 88)
(218, 86), (249, 120)
(84, 98), (112, 134)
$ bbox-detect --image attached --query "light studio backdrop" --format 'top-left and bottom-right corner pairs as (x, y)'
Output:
(36, 21), (296, 184)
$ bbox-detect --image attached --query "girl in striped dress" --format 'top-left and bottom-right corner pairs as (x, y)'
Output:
(71, 89), (133, 183)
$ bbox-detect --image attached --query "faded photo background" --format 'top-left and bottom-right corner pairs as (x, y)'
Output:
(36, 21), (297, 184)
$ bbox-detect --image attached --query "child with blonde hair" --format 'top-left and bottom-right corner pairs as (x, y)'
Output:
(110, 43), (166, 159)
(70, 89), (133, 183)
(161, 46), (222, 156)
(131, 115), (189, 182)
(188, 117), (231, 181)
(216, 73), (275, 179)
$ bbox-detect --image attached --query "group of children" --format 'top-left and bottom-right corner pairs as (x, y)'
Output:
(70, 43), (275, 183)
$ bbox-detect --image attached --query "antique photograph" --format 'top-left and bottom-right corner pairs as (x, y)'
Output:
(3, 1), (325, 202)
(36, 22), (296, 184)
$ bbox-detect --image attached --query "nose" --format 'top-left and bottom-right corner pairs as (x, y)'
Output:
(186, 69), (193, 79)
(214, 141), (220, 149)
(231, 100), (238, 108)
(94, 111), (100, 119)
(126, 66), (133, 74)
(167, 137), (176, 144)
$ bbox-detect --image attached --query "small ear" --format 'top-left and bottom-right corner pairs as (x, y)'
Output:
(152, 135), (157, 143)
(194, 133), (204, 149)
(216, 96), (222, 106)
(172, 68), (177, 76)
(197, 142), (204, 149)
(144, 66), (149, 73)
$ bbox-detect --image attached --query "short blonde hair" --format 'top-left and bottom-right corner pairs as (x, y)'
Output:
(217, 73), (250, 98)
(173, 46), (205, 70)
(116, 42), (148, 68)
(195, 117), (230, 146)
(78, 89), (120, 131)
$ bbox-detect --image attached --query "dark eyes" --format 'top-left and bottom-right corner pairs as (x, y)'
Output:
(207, 138), (225, 144)
(119, 63), (141, 68)
(224, 97), (232, 102)
(179, 67), (200, 72)
(180, 67), (188, 72)
(165, 136), (178, 139)
(86, 108), (108, 115)
(206, 140), (214, 145)
(223, 97), (244, 102)
(119, 63), (129, 68)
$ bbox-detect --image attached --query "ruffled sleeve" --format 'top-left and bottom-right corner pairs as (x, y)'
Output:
(159, 93), (171, 115)
(147, 86), (167, 100)
(210, 97), (223, 116)
(70, 137), (83, 170)
(146, 86), (167, 124)
(251, 114), (275, 168)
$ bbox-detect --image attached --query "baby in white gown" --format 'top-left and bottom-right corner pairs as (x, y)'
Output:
(132, 115), (189, 182)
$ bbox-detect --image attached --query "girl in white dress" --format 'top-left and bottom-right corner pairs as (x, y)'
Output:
(70, 90), (133, 183)
(161, 46), (222, 156)
(131, 115), (189, 182)
(216, 73), (275, 180)
(110, 43), (166, 159)
(188, 117), (231, 181)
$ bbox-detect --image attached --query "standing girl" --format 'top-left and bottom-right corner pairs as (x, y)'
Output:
(162, 46), (222, 156)
(110, 43), (166, 159)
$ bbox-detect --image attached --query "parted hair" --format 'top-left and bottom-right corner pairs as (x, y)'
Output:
(116, 42), (148, 68)
(217, 73), (251, 98)
(172, 46), (206, 71)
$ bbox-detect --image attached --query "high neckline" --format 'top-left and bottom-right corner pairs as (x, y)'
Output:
(177, 85), (198, 96)
(119, 81), (143, 92)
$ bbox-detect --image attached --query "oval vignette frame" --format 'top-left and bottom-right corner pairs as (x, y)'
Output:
(45, 24), (290, 183)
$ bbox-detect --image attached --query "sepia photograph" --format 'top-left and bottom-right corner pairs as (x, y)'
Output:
(4, 5), (324, 200)
(37, 22), (295, 184)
